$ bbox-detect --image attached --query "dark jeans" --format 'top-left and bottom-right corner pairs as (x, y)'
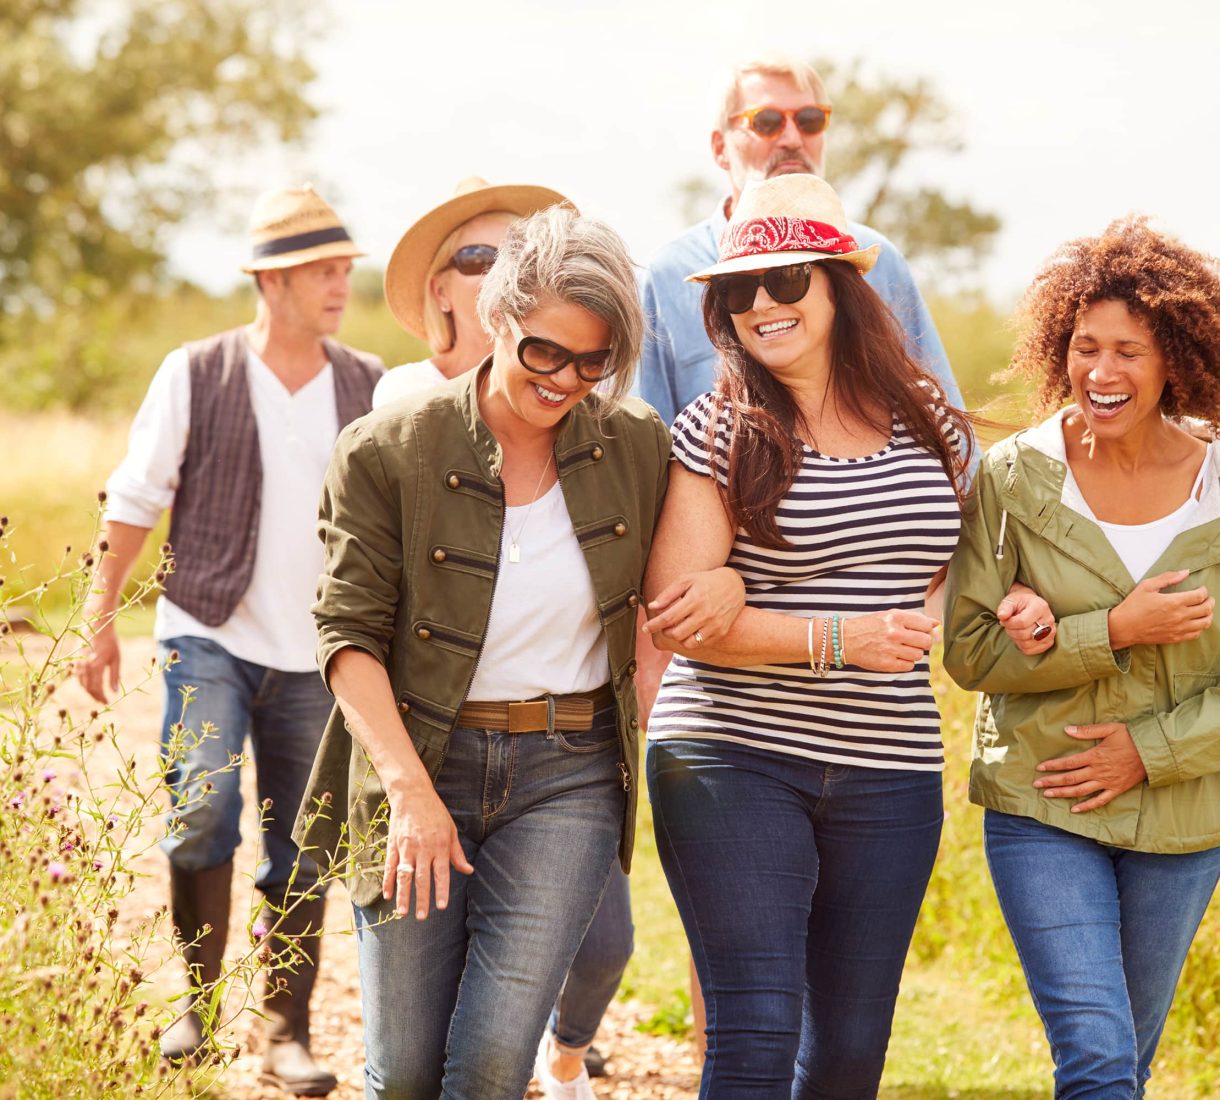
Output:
(354, 708), (625, 1100)
(647, 737), (943, 1100)
(158, 635), (332, 895)
(550, 863), (634, 1049)
(984, 809), (1220, 1100)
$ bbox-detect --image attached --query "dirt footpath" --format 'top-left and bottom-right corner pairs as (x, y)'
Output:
(54, 635), (699, 1099)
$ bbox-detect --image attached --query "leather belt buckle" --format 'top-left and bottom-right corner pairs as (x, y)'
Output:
(507, 700), (549, 733)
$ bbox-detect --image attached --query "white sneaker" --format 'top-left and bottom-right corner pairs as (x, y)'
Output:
(534, 1032), (596, 1100)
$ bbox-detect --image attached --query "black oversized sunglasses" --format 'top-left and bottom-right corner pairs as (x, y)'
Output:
(710, 262), (816, 314)
(443, 244), (498, 277)
(506, 316), (616, 383)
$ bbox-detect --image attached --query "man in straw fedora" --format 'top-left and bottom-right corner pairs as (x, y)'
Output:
(638, 52), (963, 427)
(77, 184), (383, 1095)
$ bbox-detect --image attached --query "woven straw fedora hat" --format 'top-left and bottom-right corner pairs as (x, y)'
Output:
(241, 184), (365, 273)
(688, 175), (880, 282)
(384, 176), (571, 339)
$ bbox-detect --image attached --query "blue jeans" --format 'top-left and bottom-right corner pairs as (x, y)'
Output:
(984, 810), (1220, 1100)
(647, 738), (943, 1100)
(158, 635), (332, 895)
(354, 708), (626, 1100)
(550, 863), (633, 1050)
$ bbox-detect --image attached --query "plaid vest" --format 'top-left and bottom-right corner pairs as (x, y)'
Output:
(161, 327), (382, 626)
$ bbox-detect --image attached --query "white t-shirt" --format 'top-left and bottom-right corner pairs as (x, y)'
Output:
(104, 345), (339, 671)
(372, 358), (447, 409)
(466, 482), (608, 700)
(1068, 442), (1213, 582)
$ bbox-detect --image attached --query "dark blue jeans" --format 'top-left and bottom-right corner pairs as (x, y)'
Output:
(158, 635), (332, 895)
(647, 738), (943, 1100)
(984, 809), (1220, 1100)
(550, 863), (633, 1050)
(354, 708), (625, 1100)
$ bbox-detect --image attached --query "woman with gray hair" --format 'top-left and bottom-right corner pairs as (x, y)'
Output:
(298, 205), (744, 1099)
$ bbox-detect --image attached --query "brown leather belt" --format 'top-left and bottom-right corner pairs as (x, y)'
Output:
(457, 683), (616, 733)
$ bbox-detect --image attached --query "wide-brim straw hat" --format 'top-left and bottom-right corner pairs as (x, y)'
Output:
(687, 175), (880, 282)
(384, 176), (571, 339)
(240, 183), (366, 273)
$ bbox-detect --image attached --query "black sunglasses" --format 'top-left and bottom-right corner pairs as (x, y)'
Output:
(443, 244), (498, 277)
(507, 317), (615, 383)
(710, 263), (817, 314)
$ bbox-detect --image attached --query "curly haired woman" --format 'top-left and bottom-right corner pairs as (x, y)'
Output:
(943, 216), (1220, 1100)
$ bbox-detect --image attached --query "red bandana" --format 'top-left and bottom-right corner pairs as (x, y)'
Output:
(720, 216), (859, 262)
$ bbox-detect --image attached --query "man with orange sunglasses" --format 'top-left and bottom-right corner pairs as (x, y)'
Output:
(638, 52), (963, 427)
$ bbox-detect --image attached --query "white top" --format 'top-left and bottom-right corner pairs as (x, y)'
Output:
(104, 344), (340, 671)
(648, 393), (960, 771)
(372, 358), (448, 408)
(466, 481), (608, 701)
(1066, 441), (1212, 582)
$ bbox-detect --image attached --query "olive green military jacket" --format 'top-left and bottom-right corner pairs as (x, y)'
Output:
(294, 365), (671, 905)
(943, 410), (1220, 854)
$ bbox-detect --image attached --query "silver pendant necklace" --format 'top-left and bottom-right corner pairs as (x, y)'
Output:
(506, 455), (553, 564)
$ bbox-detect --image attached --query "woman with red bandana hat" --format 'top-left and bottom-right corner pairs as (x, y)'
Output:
(641, 174), (974, 1098)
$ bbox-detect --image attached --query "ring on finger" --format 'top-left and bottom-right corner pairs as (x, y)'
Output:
(395, 864), (415, 877)
(692, 630), (705, 646)
(1032, 621), (1052, 641)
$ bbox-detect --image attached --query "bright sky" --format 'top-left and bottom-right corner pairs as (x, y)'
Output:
(169, 0), (1220, 307)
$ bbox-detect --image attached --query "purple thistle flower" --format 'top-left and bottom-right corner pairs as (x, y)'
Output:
(48, 862), (68, 881)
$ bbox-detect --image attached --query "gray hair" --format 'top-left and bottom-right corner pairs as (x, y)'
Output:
(476, 205), (643, 405)
(717, 53), (831, 130)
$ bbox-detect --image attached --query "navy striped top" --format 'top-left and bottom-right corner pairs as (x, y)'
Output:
(647, 392), (961, 771)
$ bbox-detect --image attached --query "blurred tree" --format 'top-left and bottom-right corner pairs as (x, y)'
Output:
(672, 57), (1001, 283)
(818, 58), (1000, 281)
(1, 0), (320, 406)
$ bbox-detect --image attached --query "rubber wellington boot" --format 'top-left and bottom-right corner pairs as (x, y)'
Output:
(159, 860), (233, 1061)
(258, 894), (337, 1096)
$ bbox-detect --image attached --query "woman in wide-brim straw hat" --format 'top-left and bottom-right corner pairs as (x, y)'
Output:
(639, 173), (974, 1097)
(298, 204), (745, 1099)
(372, 177), (568, 407)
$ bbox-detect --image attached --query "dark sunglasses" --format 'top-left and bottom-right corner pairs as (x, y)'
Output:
(443, 244), (498, 277)
(710, 262), (817, 314)
(507, 316), (615, 383)
(728, 105), (832, 139)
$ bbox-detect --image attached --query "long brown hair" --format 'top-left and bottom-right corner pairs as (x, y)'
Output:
(702, 259), (973, 548)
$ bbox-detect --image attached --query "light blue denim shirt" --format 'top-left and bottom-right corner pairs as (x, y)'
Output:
(638, 199), (964, 426)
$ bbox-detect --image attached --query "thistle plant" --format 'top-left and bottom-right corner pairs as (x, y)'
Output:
(0, 508), (389, 1098)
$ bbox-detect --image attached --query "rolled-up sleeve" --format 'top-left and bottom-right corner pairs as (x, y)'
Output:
(312, 421), (406, 687)
(104, 349), (191, 527)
